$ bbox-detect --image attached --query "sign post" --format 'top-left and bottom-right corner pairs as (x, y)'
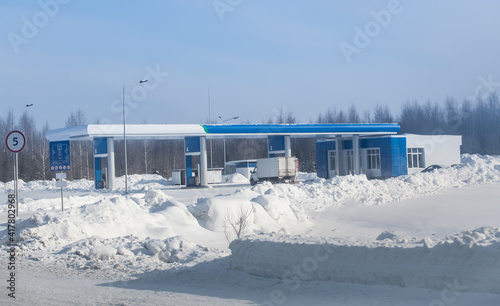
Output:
(5, 131), (26, 218)
(56, 173), (67, 211)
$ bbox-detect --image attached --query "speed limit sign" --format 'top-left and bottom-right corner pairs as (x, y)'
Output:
(6, 130), (26, 153)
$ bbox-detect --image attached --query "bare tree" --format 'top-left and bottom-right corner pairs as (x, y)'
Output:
(336, 110), (347, 123)
(224, 207), (253, 243)
(318, 108), (336, 123)
(142, 140), (153, 173)
(65, 109), (88, 180)
(347, 104), (360, 123)
(373, 104), (394, 123)
(65, 109), (86, 127)
(33, 122), (50, 180)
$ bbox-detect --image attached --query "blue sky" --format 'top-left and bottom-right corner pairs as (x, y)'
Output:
(2, 0), (500, 129)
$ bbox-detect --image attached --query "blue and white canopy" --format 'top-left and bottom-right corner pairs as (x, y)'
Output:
(46, 123), (400, 141)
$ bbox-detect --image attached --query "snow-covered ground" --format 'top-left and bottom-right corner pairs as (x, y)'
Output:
(1, 154), (500, 305)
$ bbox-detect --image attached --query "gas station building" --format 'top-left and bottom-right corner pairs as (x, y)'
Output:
(46, 123), (401, 189)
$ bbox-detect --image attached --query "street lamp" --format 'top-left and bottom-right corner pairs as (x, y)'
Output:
(218, 116), (239, 168)
(123, 79), (148, 194)
(9, 104), (34, 130)
(219, 116), (239, 123)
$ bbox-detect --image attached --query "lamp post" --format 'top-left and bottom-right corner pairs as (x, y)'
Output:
(218, 116), (239, 168)
(123, 80), (148, 194)
(9, 104), (34, 130)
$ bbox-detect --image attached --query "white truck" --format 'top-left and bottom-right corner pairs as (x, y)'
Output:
(250, 157), (297, 186)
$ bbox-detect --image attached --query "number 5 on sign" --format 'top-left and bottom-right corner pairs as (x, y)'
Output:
(6, 131), (26, 153)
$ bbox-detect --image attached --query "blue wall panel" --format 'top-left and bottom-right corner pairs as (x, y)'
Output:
(343, 140), (353, 150)
(388, 137), (408, 177)
(391, 146), (401, 157)
(94, 157), (102, 189)
(185, 155), (193, 186)
(317, 136), (409, 179)
(316, 140), (335, 179)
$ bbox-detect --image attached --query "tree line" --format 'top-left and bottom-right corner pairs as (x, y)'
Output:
(1, 93), (499, 182)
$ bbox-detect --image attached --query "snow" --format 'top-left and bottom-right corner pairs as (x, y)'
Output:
(229, 227), (500, 294)
(222, 173), (250, 184)
(1, 154), (500, 305)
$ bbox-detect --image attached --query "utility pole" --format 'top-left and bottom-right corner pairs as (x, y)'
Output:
(208, 85), (213, 169)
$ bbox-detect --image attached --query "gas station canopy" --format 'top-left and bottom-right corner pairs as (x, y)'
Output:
(46, 123), (400, 141)
(45, 123), (399, 190)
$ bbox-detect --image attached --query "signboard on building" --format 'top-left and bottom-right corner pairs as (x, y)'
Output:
(93, 138), (108, 156)
(50, 140), (71, 171)
(185, 137), (201, 155)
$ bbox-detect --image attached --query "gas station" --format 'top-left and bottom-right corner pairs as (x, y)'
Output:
(45, 123), (400, 189)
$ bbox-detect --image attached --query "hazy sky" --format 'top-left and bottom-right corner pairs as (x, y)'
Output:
(2, 0), (500, 129)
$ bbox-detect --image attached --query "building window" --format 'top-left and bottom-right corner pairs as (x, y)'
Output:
(407, 148), (425, 168)
(366, 148), (380, 170)
(328, 151), (336, 171)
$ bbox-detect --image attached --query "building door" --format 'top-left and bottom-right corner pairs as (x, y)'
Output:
(328, 150), (336, 178)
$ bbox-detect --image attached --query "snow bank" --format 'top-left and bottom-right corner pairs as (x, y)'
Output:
(189, 186), (304, 240)
(296, 172), (318, 181)
(223, 173), (249, 184)
(0, 174), (171, 194)
(45, 233), (212, 273)
(1, 188), (224, 274)
(230, 227), (500, 293)
(264, 154), (500, 213)
(89, 245), (117, 260)
(9, 189), (220, 252)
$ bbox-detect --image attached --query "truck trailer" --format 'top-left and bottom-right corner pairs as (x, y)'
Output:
(250, 157), (297, 185)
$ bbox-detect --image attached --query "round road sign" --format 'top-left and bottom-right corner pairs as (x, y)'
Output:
(6, 130), (26, 153)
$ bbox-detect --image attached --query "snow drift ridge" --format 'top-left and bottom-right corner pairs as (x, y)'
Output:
(229, 227), (500, 294)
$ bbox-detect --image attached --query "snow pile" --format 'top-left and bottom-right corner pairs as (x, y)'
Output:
(144, 236), (198, 263)
(229, 226), (500, 293)
(296, 172), (318, 181)
(89, 245), (117, 260)
(41, 234), (213, 274)
(266, 154), (500, 212)
(223, 173), (249, 184)
(126, 174), (173, 191)
(0, 178), (94, 193)
(189, 185), (305, 240)
(4, 189), (224, 273)
(143, 187), (174, 210)
(14, 195), (214, 247)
